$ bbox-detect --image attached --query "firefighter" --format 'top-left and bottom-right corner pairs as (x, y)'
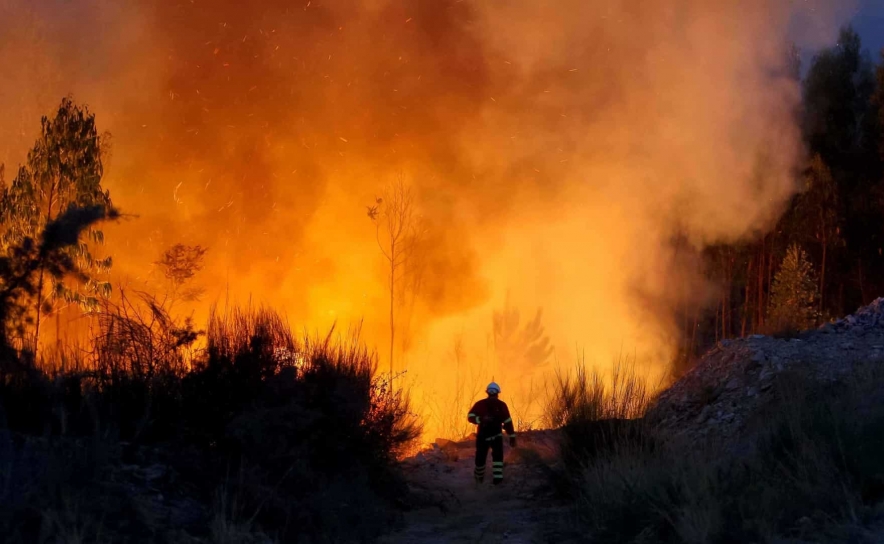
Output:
(467, 382), (516, 485)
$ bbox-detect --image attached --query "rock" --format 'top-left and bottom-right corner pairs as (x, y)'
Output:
(725, 378), (741, 391)
(759, 367), (774, 382)
(697, 405), (712, 423)
(751, 351), (766, 363)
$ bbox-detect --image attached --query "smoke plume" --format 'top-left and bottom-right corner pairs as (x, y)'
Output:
(0, 0), (850, 434)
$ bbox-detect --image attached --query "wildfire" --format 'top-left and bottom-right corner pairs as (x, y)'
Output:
(0, 0), (845, 439)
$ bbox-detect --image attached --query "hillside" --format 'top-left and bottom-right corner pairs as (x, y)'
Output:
(649, 298), (884, 446)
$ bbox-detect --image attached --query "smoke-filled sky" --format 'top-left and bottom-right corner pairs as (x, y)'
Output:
(0, 0), (877, 433)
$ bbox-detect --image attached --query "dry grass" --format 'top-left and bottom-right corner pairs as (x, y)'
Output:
(544, 354), (653, 428)
(549, 360), (884, 543)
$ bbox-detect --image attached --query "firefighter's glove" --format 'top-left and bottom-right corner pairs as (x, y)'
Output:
(509, 436), (517, 448)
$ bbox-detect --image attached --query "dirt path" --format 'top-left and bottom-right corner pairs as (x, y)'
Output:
(380, 432), (571, 544)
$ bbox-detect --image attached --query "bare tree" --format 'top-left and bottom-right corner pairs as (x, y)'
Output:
(155, 244), (208, 310)
(367, 174), (424, 379)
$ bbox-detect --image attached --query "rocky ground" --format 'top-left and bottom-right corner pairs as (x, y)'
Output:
(380, 430), (575, 544)
(649, 297), (884, 445)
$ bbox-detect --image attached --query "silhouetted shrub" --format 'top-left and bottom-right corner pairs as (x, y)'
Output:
(0, 305), (421, 543)
(545, 357), (654, 477)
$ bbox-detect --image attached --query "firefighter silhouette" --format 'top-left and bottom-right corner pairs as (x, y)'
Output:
(467, 382), (516, 485)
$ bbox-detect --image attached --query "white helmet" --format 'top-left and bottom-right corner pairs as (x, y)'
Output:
(486, 382), (501, 395)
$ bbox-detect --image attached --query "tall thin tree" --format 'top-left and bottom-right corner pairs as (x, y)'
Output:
(367, 174), (424, 379)
(797, 155), (842, 314)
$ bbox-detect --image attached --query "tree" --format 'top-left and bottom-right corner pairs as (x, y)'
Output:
(871, 51), (884, 198)
(0, 205), (118, 351)
(803, 26), (876, 181)
(0, 98), (113, 349)
(491, 292), (553, 380)
(793, 155), (843, 313)
(802, 27), (880, 313)
(367, 174), (425, 378)
(155, 244), (208, 309)
(768, 244), (820, 333)
(876, 53), (884, 161)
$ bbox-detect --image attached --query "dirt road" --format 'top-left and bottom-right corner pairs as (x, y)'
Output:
(380, 432), (572, 544)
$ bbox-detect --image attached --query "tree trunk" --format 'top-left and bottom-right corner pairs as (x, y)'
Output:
(742, 253), (752, 337)
(723, 250), (733, 339)
(33, 269), (45, 352)
(389, 246), (395, 380)
(33, 186), (57, 353)
(720, 253), (727, 341)
(858, 258), (867, 306)
(757, 238), (765, 332)
(839, 282), (845, 315)
(819, 239), (827, 314)
(766, 236), (775, 324)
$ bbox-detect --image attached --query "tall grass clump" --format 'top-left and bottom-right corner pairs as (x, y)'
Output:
(549, 360), (884, 543)
(545, 356), (654, 474)
(0, 303), (421, 543)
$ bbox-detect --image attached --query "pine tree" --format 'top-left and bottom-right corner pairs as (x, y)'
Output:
(0, 97), (113, 348)
(768, 244), (820, 332)
(0, 205), (118, 351)
(492, 292), (553, 380)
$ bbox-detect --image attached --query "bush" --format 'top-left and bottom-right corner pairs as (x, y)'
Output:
(0, 305), (421, 543)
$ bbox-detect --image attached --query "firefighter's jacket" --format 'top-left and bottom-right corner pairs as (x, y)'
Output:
(467, 397), (516, 441)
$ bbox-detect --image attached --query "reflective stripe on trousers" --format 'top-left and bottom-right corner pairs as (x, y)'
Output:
(475, 434), (504, 481)
(492, 461), (504, 480)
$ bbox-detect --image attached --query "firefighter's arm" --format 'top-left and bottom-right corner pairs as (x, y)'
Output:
(467, 403), (481, 425)
(502, 404), (517, 447)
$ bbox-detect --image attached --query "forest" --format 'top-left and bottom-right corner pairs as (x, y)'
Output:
(675, 27), (884, 372)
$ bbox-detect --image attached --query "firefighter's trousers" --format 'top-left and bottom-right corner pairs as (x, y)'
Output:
(474, 434), (504, 484)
